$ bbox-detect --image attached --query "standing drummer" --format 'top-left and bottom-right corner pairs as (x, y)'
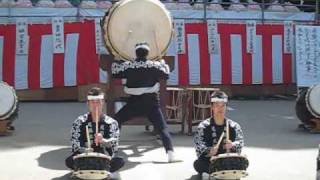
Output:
(112, 42), (179, 163)
(65, 87), (124, 178)
(193, 90), (244, 178)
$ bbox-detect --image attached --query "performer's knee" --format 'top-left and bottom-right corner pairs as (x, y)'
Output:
(193, 159), (202, 173)
(110, 157), (125, 172)
(65, 155), (74, 169)
(193, 158), (209, 174)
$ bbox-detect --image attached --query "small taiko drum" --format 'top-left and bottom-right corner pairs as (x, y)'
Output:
(296, 84), (320, 126)
(73, 152), (111, 180)
(0, 82), (18, 134)
(209, 153), (249, 179)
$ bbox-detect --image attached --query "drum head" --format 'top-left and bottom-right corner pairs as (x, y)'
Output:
(103, 0), (173, 61)
(307, 84), (320, 118)
(0, 82), (17, 120)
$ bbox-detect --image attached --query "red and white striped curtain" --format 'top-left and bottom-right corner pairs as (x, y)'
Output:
(0, 20), (295, 90)
(166, 23), (295, 86)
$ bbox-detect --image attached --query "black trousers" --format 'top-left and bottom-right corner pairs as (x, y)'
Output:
(115, 94), (174, 152)
(194, 156), (210, 174)
(194, 156), (241, 180)
(65, 152), (125, 172)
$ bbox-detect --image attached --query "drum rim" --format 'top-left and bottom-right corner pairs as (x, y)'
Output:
(210, 153), (247, 161)
(306, 85), (320, 118)
(104, 0), (173, 61)
(0, 82), (18, 120)
(211, 170), (248, 179)
(103, 0), (123, 60)
(295, 88), (315, 125)
(73, 152), (111, 160)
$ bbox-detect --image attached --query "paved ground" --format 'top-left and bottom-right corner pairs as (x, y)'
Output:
(0, 100), (319, 180)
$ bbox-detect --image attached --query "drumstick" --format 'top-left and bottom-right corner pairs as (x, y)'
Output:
(215, 131), (225, 149)
(226, 120), (229, 141)
(226, 120), (230, 153)
(86, 125), (91, 149)
(95, 107), (99, 146)
(207, 131), (225, 158)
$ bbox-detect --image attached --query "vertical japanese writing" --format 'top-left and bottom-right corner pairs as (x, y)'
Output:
(52, 17), (65, 54)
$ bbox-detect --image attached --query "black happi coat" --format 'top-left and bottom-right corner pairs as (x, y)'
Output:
(194, 118), (244, 158)
(71, 113), (119, 156)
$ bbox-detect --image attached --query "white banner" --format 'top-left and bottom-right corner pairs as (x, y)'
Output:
(94, 18), (108, 54)
(284, 21), (294, 54)
(16, 18), (28, 55)
(174, 19), (185, 54)
(246, 20), (256, 54)
(52, 17), (65, 54)
(207, 20), (219, 54)
(295, 25), (320, 87)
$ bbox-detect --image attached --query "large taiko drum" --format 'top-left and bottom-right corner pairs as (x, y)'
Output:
(73, 152), (111, 180)
(209, 153), (249, 179)
(295, 84), (320, 126)
(0, 82), (18, 134)
(101, 0), (173, 61)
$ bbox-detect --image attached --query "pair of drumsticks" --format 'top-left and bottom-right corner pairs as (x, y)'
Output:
(213, 120), (230, 154)
(85, 108), (100, 149)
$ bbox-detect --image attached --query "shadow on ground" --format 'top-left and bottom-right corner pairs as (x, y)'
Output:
(38, 148), (70, 171)
(41, 139), (160, 179)
(186, 174), (200, 180)
(51, 173), (71, 180)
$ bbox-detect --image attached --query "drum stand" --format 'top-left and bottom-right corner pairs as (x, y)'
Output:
(165, 87), (188, 134)
(0, 120), (13, 135)
(298, 119), (320, 133)
(311, 119), (320, 133)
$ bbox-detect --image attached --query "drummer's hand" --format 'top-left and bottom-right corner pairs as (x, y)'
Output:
(209, 146), (218, 157)
(94, 133), (104, 145)
(224, 140), (233, 150)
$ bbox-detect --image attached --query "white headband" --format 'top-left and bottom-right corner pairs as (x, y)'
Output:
(135, 44), (150, 51)
(87, 95), (104, 100)
(211, 97), (228, 103)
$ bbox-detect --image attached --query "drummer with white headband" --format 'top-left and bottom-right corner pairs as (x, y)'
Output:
(193, 90), (244, 179)
(65, 87), (124, 178)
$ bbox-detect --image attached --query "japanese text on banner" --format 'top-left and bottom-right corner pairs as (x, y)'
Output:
(207, 20), (219, 54)
(284, 21), (294, 54)
(246, 21), (256, 54)
(52, 17), (65, 54)
(174, 19), (185, 54)
(16, 18), (28, 55)
(295, 26), (320, 87)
